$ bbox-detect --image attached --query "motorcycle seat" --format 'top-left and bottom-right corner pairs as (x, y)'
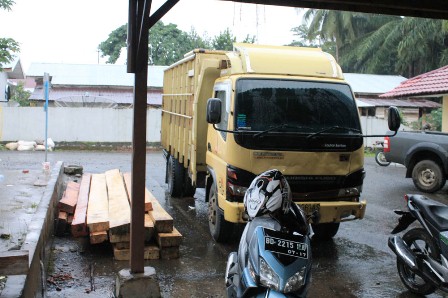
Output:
(411, 195), (448, 231)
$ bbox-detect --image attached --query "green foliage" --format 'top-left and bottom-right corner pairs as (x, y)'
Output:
(302, 11), (448, 77)
(211, 28), (235, 51)
(98, 25), (127, 64)
(10, 82), (31, 107)
(0, 0), (14, 10)
(0, 0), (19, 69)
(99, 22), (251, 65)
(426, 108), (442, 131)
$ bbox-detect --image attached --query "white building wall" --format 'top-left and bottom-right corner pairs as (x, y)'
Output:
(0, 107), (405, 148)
(0, 107), (161, 143)
(0, 72), (7, 102)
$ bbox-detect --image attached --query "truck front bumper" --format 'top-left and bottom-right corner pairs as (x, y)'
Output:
(221, 199), (367, 224)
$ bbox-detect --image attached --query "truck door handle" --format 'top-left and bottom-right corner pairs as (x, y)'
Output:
(208, 142), (212, 152)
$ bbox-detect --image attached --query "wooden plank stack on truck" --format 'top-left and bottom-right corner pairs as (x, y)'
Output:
(161, 43), (379, 242)
(383, 130), (448, 193)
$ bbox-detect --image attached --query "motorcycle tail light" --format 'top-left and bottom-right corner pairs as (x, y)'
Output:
(383, 137), (390, 152)
(404, 194), (409, 202)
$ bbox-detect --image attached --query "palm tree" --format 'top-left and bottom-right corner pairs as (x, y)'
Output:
(342, 16), (445, 77)
(303, 9), (359, 61)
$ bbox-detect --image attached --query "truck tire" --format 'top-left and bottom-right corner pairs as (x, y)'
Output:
(312, 223), (340, 240)
(183, 172), (196, 197)
(412, 160), (446, 193)
(208, 180), (233, 242)
(167, 156), (184, 197)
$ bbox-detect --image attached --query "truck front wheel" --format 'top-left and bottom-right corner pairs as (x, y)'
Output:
(412, 160), (446, 193)
(312, 223), (340, 240)
(167, 156), (184, 197)
(208, 181), (233, 243)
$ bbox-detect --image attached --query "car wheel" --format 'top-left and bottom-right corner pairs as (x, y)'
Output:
(412, 160), (446, 193)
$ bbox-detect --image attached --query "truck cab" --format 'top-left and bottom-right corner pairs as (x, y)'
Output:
(162, 44), (367, 242)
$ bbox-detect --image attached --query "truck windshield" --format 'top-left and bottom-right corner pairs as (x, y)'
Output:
(234, 78), (362, 151)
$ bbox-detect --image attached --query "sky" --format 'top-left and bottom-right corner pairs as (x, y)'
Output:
(0, 0), (304, 72)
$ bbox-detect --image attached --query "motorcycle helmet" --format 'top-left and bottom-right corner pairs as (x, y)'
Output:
(244, 169), (292, 219)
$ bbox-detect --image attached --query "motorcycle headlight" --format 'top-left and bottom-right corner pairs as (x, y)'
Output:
(284, 267), (306, 293)
(259, 258), (280, 291)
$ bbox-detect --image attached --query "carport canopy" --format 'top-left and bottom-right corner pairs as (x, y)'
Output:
(126, 0), (448, 273)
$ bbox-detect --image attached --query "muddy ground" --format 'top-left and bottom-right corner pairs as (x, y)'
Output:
(1, 150), (448, 297)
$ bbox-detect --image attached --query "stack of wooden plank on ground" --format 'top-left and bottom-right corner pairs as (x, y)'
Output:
(57, 169), (182, 261)
(56, 181), (80, 236)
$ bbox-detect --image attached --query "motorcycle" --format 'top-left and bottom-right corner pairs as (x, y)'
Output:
(374, 141), (391, 167)
(225, 202), (312, 297)
(388, 194), (448, 295)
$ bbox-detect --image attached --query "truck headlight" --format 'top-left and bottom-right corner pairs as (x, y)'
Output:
(259, 258), (280, 291)
(284, 267), (306, 293)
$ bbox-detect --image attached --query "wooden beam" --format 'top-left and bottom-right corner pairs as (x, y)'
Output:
(90, 231), (108, 245)
(106, 169), (131, 235)
(58, 181), (80, 214)
(122, 172), (153, 212)
(218, 0), (448, 19)
(146, 191), (173, 233)
(0, 250), (29, 275)
(156, 227), (182, 247)
(87, 174), (109, 233)
(71, 173), (91, 237)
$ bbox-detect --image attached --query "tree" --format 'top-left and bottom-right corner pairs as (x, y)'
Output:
(341, 17), (446, 77)
(10, 82), (31, 107)
(303, 9), (360, 61)
(0, 0), (20, 69)
(211, 28), (235, 51)
(99, 21), (210, 65)
(98, 25), (127, 64)
(99, 23), (248, 65)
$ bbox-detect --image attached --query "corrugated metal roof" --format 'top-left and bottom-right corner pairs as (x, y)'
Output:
(26, 63), (166, 87)
(356, 97), (441, 108)
(344, 73), (407, 95)
(29, 86), (162, 106)
(380, 65), (448, 98)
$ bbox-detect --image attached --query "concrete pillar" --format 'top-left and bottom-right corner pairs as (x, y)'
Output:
(115, 267), (161, 298)
(442, 95), (448, 132)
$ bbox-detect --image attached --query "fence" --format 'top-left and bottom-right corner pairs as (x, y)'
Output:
(0, 107), (398, 148)
(0, 107), (161, 143)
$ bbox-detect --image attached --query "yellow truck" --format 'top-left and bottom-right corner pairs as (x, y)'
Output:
(161, 43), (398, 242)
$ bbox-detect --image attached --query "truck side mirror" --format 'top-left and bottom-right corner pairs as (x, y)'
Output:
(388, 106), (401, 132)
(206, 98), (222, 124)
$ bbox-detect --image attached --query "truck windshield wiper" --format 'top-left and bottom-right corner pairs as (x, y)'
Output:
(306, 126), (361, 139)
(253, 124), (308, 138)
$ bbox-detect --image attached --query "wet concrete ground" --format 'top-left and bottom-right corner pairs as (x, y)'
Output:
(1, 150), (448, 297)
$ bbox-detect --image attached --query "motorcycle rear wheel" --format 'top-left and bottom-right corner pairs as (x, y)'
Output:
(375, 151), (391, 166)
(397, 228), (438, 295)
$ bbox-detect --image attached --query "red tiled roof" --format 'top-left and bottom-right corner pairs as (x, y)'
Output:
(380, 65), (448, 98)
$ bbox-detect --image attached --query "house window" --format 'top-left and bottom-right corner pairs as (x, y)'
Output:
(361, 107), (375, 116)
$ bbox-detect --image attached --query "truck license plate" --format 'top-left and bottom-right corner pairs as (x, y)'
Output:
(264, 229), (308, 259)
(299, 203), (320, 216)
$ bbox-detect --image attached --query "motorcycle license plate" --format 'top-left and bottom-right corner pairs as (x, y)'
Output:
(264, 229), (308, 259)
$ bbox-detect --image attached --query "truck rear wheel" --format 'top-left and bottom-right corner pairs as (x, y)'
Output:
(167, 156), (184, 197)
(183, 172), (196, 197)
(412, 160), (446, 193)
(208, 181), (233, 242)
(312, 223), (340, 240)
